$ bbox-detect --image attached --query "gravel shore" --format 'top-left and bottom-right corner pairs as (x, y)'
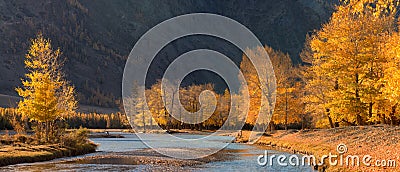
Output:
(55, 148), (236, 171)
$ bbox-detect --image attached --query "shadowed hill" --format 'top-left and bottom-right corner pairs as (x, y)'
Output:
(0, 0), (337, 107)
(0, 94), (118, 114)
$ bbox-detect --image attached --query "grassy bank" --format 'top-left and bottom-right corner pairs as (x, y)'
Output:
(0, 129), (97, 167)
(0, 142), (96, 166)
(236, 125), (400, 172)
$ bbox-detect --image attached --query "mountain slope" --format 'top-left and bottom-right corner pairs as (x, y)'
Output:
(0, 0), (337, 107)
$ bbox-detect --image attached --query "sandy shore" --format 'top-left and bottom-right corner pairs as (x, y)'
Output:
(236, 125), (400, 172)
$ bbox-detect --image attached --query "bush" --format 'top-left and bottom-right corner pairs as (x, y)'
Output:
(61, 127), (90, 147)
(13, 134), (28, 143)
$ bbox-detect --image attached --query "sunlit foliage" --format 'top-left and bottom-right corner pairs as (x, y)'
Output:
(16, 34), (77, 142)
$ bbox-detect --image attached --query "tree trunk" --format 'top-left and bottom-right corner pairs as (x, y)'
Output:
(179, 107), (182, 130)
(142, 104), (146, 132)
(149, 115), (153, 130)
(45, 121), (50, 143)
(368, 102), (373, 119)
(326, 109), (335, 128)
(382, 114), (386, 124)
(285, 87), (288, 130)
(170, 91), (175, 130)
(355, 73), (364, 126)
(389, 103), (398, 126)
(356, 114), (363, 126)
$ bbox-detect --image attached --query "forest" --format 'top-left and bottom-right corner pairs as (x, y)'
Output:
(119, 0), (400, 132)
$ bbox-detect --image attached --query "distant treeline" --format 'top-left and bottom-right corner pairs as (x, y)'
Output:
(65, 112), (130, 129)
(0, 108), (16, 130)
(0, 107), (130, 130)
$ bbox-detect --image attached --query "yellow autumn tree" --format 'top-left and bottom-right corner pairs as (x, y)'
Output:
(301, 34), (337, 128)
(145, 81), (167, 129)
(240, 46), (277, 127)
(240, 46), (301, 130)
(309, 0), (398, 126)
(16, 34), (77, 143)
(265, 46), (298, 130)
(124, 80), (156, 132)
(239, 51), (262, 125)
(380, 27), (400, 125)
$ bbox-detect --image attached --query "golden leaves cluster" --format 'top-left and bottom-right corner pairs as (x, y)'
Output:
(16, 34), (77, 123)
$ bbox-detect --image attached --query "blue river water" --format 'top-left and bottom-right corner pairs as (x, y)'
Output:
(0, 132), (315, 171)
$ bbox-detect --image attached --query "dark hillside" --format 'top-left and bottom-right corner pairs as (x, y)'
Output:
(0, 0), (337, 107)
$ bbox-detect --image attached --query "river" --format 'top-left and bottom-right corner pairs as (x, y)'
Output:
(0, 133), (315, 171)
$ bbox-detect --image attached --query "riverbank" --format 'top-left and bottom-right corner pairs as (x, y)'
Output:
(0, 142), (97, 166)
(0, 129), (97, 167)
(236, 125), (400, 171)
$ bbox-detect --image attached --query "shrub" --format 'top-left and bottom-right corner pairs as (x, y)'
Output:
(13, 134), (28, 143)
(61, 127), (90, 147)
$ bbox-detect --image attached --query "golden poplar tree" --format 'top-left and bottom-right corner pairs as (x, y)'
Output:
(380, 28), (400, 125)
(265, 46), (297, 130)
(308, 0), (398, 126)
(240, 46), (299, 129)
(124, 81), (154, 132)
(239, 46), (279, 126)
(302, 33), (337, 128)
(239, 51), (262, 125)
(16, 34), (77, 142)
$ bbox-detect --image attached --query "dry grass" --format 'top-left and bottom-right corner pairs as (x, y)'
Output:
(0, 142), (96, 166)
(0, 131), (97, 167)
(236, 125), (400, 172)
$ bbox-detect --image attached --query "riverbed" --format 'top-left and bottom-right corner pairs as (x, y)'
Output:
(0, 133), (315, 171)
